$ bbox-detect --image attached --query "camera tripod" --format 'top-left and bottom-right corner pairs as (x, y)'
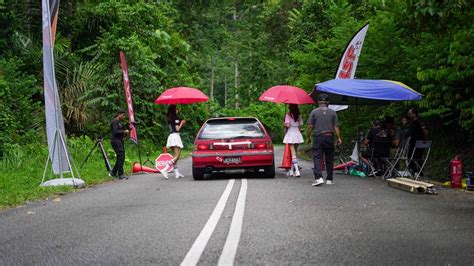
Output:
(80, 135), (112, 172)
(142, 152), (154, 166)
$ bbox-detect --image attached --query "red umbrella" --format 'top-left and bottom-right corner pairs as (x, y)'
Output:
(154, 87), (209, 105)
(259, 85), (314, 105)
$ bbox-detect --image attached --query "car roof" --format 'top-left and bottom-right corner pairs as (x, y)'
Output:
(205, 117), (260, 123)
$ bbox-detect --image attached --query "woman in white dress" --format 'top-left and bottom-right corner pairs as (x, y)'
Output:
(283, 104), (304, 177)
(159, 104), (186, 179)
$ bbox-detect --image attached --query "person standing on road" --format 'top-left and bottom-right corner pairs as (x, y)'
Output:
(306, 94), (343, 186)
(159, 104), (186, 179)
(110, 109), (129, 179)
(283, 104), (304, 177)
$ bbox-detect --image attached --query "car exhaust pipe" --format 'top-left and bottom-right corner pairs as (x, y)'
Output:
(205, 166), (213, 173)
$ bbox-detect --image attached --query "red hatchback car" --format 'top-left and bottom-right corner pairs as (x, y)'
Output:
(192, 117), (275, 180)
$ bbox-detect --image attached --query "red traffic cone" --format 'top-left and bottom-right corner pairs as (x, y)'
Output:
(132, 162), (159, 174)
(333, 160), (355, 170)
(279, 144), (292, 169)
(163, 146), (168, 153)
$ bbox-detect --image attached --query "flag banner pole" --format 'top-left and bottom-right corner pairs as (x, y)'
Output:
(330, 22), (370, 112)
(41, 0), (83, 187)
(119, 51), (138, 144)
(119, 51), (144, 173)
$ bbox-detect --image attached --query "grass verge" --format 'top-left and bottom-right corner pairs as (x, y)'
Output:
(0, 137), (191, 209)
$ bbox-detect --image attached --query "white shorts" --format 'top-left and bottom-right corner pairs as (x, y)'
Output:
(166, 133), (183, 148)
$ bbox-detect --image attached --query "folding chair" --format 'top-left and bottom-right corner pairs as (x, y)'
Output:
(403, 140), (432, 180)
(382, 136), (411, 179)
(367, 139), (391, 177)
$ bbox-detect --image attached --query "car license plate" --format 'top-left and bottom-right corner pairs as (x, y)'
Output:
(223, 157), (241, 164)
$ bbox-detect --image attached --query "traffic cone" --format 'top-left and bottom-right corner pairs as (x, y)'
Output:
(279, 144), (292, 169)
(132, 162), (159, 174)
(333, 160), (356, 170)
(163, 146), (168, 153)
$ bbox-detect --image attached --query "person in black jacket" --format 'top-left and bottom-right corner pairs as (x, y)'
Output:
(110, 109), (129, 179)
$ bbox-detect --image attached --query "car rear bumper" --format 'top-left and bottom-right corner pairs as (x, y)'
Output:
(192, 149), (274, 168)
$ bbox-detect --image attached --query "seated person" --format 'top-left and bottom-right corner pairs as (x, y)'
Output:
(360, 120), (391, 175)
(384, 116), (403, 148)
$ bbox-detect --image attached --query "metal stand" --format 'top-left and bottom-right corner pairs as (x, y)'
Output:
(80, 134), (112, 172)
(41, 128), (85, 188)
(131, 122), (147, 175)
(143, 152), (154, 166)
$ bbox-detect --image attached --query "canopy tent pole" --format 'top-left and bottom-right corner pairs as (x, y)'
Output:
(355, 98), (360, 141)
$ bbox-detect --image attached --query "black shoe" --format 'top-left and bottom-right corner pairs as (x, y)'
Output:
(117, 175), (128, 180)
(109, 172), (116, 178)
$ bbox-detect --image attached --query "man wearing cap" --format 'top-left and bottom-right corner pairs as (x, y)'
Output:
(306, 94), (343, 186)
(110, 109), (129, 179)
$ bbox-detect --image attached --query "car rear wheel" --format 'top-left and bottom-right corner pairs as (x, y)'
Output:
(193, 167), (205, 180)
(263, 161), (275, 178)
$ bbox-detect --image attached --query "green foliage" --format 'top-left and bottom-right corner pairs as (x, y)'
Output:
(289, 0), (362, 87)
(58, 1), (199, 144)
(404, 3), (474, 133)
(0, 57), (42, 157)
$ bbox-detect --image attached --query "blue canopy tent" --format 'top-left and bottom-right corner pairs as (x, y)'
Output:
(310, 79), (422, 105)
(309, 79), (423, 162)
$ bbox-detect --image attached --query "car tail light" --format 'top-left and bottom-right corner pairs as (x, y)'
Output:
(255, 143), (267, 149)
(197, 144), (210, 150)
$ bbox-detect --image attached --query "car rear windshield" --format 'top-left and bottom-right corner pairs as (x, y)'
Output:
(198, 118), (266, 140)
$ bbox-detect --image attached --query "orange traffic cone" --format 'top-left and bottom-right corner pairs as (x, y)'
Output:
(132, 162), (159, 174)
(162, 146), (168, 153)
(279, 144), (292, 169)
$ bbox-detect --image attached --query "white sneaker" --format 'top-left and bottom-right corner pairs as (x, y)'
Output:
(294, 169), (301, 177)
(174, 169), (184, 179)
(159, 168), (169, 179)
(312, 178), (324, 186)
(287, 169), (294, 177)
(326, 180), (335, 185)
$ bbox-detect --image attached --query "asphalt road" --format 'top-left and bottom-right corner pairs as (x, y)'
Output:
(1, 146), (473, 265)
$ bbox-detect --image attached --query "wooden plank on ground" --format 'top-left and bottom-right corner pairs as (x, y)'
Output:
(397, 178), (434, 191)
(387, 178), (425, 193)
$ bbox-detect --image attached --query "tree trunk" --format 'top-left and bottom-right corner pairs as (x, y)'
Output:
(234, 62), (239, 109)
(233, 8), (239, 109)
(224, 71), (227, 108)
(210, 57), (215, 101)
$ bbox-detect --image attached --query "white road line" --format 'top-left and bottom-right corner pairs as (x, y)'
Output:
(218, 178), (247, 266)
(181, 179), (235, 266)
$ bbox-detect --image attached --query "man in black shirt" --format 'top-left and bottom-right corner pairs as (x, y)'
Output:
(110, 109), (129, 179)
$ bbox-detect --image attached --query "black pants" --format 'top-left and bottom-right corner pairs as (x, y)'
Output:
(111, 140), (125, 176)
(312, 135), (334, 180)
